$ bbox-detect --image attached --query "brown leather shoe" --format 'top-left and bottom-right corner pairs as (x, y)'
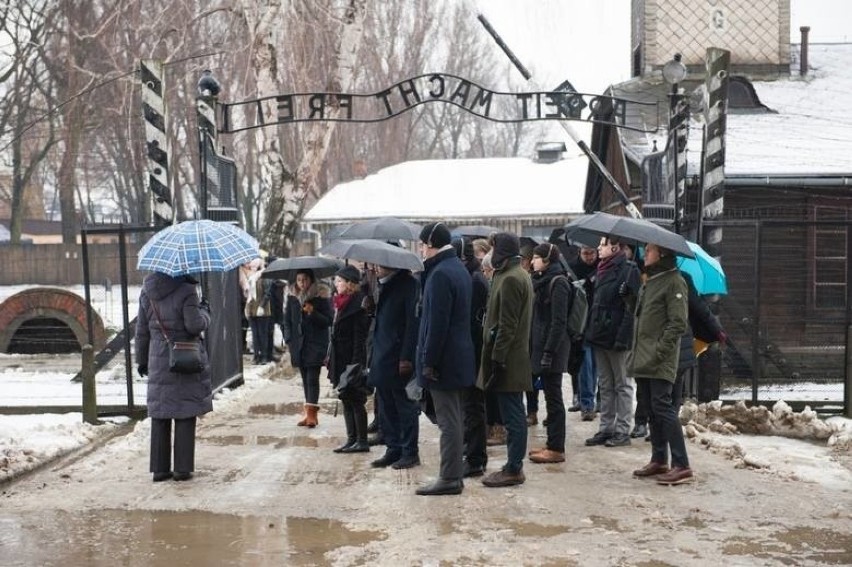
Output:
(656, 466), (694, 485)
(527, 447), (547, 457)
(529, 449), (565, 464)
(482, 468), (526, 487)
(632, 461), (670, 478)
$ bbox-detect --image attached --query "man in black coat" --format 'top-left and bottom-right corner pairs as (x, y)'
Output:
(366, 266), (420, 470)
(452, 236), (490, 478)
(415, 222), (475, 496)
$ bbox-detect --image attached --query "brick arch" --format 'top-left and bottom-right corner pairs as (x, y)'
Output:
(0, 288), (106, 353)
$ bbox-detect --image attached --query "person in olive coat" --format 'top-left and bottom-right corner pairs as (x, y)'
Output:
(528, 243), (572, 464)
(283, 269), (332, 428)
(624, 244), (691, 485)
(414, 222), (475, 496)
(136, 272), (212, 482)
(328, 265), (370, 453)
(478, 232), (534, 488)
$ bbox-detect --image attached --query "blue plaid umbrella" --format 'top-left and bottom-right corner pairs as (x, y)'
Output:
(137, 220), (259, 276)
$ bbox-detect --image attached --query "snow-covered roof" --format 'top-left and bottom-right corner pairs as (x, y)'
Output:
(613, 43), (852, 178)
(304, 154), (588, 222)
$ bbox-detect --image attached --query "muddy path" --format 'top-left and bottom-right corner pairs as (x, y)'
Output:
(2, 367), (851, 566)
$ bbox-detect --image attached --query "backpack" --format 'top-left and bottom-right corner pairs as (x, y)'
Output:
(549, 275), (589, 340)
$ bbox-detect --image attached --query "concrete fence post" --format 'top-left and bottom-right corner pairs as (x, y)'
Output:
(81, 344), (98, 425)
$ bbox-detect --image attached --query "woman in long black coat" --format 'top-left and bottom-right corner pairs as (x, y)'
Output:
(283, 269), (332, 427)
(528, 243), (572, 464)
(136, 272), (212, 482)
(327, 265), (370, 453)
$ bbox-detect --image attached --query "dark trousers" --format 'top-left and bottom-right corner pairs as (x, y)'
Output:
(250, 316), (272, 362)
(542, 371), (566, 452)
(342, 397), (368, 443)
(376, 385), (420, 458)
(637, 376), (690, 469)
(462, 385), (487, 468)
(299, 366), (321, 404)
(496, 391), (526, 474)
(430, 388), (465, 481)
(150, 417), (197, 474)
(486, 391), (503, 425)
(525, 376), (541, 415)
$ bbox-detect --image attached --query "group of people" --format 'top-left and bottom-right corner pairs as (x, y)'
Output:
(135, 220), (724, 493)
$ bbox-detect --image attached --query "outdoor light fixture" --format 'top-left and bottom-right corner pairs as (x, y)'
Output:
(197, 69), (221, 97)
(662, 53), (688, 86)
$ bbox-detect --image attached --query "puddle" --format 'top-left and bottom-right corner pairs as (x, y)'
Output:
(0, 510), (385, 566)
(723, 526), (852, 564)
(247, 402), (304, 416)
(503, 519), (570, 538)
(586, 515), (620, 532)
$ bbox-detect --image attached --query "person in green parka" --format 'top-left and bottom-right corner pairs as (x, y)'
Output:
(623, 243), (692, 485)
(478, 232), (534, 488)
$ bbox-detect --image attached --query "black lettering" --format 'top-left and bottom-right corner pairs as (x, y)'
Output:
(255, 100), (266, 125)
(543, 93), (561, 118)
(450, 80), (471, 107)
(276, 95), (294, 122)
(375, 89), (393, 115)
(470, 88), (493, 117)
(428, 74), (445, 98)
(396, 80), (421, 107)
(308, 94), (325, 119)
(536, 92), (542, 119)
(516, 93), (533, 119)
(335, 94), (353, 119)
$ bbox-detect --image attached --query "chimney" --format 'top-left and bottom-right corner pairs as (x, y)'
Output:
(534, 141), (567, 163)
(800, 26), (810, 76)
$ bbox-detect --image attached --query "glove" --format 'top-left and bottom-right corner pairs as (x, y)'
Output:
(484, 361), (506, 390)
(137, 365), (148, 377)
(618, 281), (629, 297)
(398, 360), (413, 379)
(717, 331), (728, 347)
(302, 301), (314, 315)
(540, 352), (553, 370)
(422, 366), (439, 382)
(199, 299), (210, 312)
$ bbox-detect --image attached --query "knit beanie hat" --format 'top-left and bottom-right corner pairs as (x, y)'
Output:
(533, 242), (560, 263)
(419, 222), (452, 248)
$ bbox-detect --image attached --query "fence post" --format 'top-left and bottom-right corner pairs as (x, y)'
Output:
(845, 325), (851, 418)
(81, 344), (99, 424)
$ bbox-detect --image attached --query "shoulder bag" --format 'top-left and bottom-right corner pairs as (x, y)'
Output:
(149, 299), (204, 374)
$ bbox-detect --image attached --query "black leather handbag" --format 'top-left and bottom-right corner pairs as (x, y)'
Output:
(150, 299), (204, 374)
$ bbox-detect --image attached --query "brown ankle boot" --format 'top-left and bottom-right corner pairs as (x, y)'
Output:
(297, 404), (310, 427)
(304, 403), (319, 428)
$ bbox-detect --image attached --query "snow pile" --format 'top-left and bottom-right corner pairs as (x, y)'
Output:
(0, 414), (123, 483)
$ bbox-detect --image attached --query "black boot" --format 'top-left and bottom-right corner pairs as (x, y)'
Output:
(335, 403), (358, 453)
(341, 400), (370, 453)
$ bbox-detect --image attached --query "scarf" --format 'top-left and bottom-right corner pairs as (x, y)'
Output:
(333, 292), (353, 313)
(596, 249), (624, 280)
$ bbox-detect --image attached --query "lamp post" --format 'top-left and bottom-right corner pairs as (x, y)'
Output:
(662, 53), (688, 234)
(196, 69), (221, 220)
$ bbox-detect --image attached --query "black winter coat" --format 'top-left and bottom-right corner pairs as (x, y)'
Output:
(584, 253), (641, 351)
(136, 272), (212, 419)
(466, 257), (489, 372)
(283, 283), (332, 368)
(328, 291), (369, 387)
(416, 248), (475, 391)
(678, 274), (725, 371)
(530, 262), (572, 375)
(367, 270), (419, 389)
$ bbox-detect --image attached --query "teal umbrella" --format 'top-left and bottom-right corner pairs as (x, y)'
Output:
(676, 241), (727, 295)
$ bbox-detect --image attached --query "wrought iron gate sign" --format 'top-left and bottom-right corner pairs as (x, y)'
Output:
(219, 73), (659, 134)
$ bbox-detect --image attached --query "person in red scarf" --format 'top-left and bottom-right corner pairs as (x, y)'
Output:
(583, 236), (641, 448)
(328, 265), (370, 452)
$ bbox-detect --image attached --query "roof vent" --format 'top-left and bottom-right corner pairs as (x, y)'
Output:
(535, 141), (567, 163)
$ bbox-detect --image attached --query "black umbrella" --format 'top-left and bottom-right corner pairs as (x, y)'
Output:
(337, 217), (423, 241)
(564, 212), (695, 258)
(324, 223), (353, 241)
(262, 256), (344, 281)
(451, 224), (501, 238)
(318, 239), (424, 272)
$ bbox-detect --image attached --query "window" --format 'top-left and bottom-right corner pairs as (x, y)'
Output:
(812, 206), (848, 310)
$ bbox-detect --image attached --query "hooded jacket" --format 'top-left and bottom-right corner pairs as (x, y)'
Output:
(135, 272), (212, 419)
(283, 281), (332, 368)
(530, 261), (572, 375)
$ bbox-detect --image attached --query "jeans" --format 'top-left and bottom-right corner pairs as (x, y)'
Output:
(542, 371), (566, 452)
(299, 366), (321, 404)
(496, 392), (526, 474)
(376, 385), (420, 458)
(578, 345), (598, 412)
(637, 376), (690, 468)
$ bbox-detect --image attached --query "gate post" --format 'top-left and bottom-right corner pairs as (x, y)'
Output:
(845, 325), (852, 418)
(81, 344), (99, 425)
